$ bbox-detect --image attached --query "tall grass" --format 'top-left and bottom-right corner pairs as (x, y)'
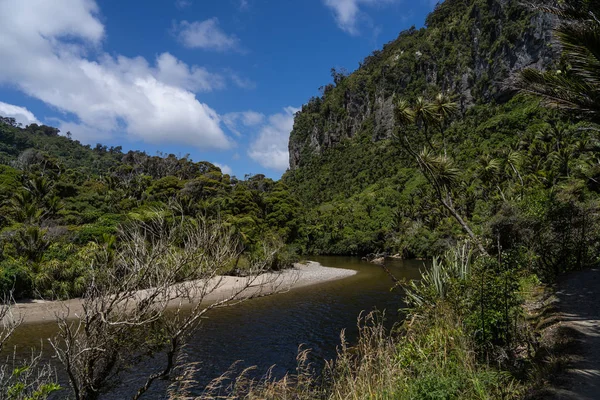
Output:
(324, 309), (519, 400)
(177, 309), (519, 400)
(170, 242), (527, 399)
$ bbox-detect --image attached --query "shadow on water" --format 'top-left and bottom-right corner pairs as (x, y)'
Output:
(9, 257), (425, 399)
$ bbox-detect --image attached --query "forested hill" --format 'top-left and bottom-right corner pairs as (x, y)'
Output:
(287, 0), (557, 171)
(281, 0), (600, 259)
(0, 118), (300, 299)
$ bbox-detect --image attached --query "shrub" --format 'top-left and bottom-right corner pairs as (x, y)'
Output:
(0, 259), (32, 299)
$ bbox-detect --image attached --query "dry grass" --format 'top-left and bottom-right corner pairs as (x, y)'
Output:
(170, 309), (521, 400)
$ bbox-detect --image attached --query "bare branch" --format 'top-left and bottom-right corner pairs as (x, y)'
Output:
(47, 212), (287, 400)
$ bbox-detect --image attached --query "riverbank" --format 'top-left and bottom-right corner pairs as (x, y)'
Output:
(13, 261), (357, 324)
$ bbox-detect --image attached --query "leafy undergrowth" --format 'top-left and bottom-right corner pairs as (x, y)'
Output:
(323, 309), (521, 400)
(171, 310), (522, 400)
(170, 243), (561, 400)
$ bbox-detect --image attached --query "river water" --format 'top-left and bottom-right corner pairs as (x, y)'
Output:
(9, 256), (425, 399)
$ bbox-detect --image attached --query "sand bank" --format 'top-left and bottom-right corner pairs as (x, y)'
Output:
(13, 261), (356, 324)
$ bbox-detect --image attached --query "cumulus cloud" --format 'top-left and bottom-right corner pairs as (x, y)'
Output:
(223, 111), (265, 136)
(248, 107), (299, 171)
(0, 102), (39, 126)
(153, 53), (225, 92)
(174, 18), (240, 52)
(214, 162), (233, 176)
(0, 0), (233, 150)
(323, 0), (395, 35)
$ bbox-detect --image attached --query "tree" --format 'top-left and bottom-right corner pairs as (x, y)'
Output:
(13, 226), (49, 263)
(394, 95), (489, 255)
(48, 211), (284, 400)
(518, 0), (600, 122)
(414, 148), (488, 255)
(432, 93), (458, 155)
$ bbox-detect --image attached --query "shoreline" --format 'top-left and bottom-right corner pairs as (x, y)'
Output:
(13, 261), (357, 325)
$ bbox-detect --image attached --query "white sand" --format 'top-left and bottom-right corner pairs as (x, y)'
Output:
(14, 261), (356, 324)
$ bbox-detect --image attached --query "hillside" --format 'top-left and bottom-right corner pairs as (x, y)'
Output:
(281, 0), (591, 258)
(0, 119), (300, 299)
(287, 0), (557, 171)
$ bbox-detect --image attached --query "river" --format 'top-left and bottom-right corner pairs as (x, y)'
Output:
(8, 256), (425, 399)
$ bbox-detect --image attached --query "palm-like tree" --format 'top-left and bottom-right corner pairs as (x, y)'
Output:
(476, 155), (502, 184)
(394, 94), (488, 254)
(418, 147), (461, 191)
(476, 155), (503, 200)
(13, 226), (49, 263)
(550, 146), (575, 177)
(10, 191), (43, 224)
(416, 147), (488, 255)
(433, 93), (459, 155)
(24, 176), (53, 201)
(394, 98), (415, 127)
(413, 97), (438, 149)
(519, 1), (600, 122)
(394, 94), (457, 152)
(500, 149), (525, 198)
(44, 195), (63, 216)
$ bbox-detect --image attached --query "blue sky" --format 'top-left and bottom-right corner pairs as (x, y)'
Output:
(0, 0), (437, 179)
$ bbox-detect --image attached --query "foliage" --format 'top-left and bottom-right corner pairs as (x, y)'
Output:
(0, 121), (301, 300)
(285, 93), (600, 262)
(518, 0), (600, 122)
(0, 363), (61, 400)
(196, 310), (520, 400)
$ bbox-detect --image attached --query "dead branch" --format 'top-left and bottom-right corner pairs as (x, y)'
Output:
(48, 211), (288, 400)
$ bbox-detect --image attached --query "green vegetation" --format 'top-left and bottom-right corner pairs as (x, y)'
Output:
(0, 119), (300, 300)
(286, 93), (600, 264)
(519, 0), (600, 122)
(240, 0), (599, 398)
(1, 0), (599, 398)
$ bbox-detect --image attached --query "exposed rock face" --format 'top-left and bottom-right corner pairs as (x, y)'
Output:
(288, 0), (558, 170)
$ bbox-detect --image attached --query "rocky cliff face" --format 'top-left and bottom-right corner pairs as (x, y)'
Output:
(288, 0), (557, 170)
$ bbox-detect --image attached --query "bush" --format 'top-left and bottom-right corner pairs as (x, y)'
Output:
(465, 252), (524, 348)
(0, 259), (32, 299)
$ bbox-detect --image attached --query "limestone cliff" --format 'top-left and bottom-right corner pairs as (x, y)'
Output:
(288, 0), (557, 170)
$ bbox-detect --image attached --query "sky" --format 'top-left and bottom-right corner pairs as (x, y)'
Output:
(0, 0), (438, 179)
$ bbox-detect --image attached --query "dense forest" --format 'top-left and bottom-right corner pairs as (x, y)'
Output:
(1, 0), (600, 397)
(283, 0), (600, 268)
(0, 119), (301, 299)
(2, 0), (596, 301)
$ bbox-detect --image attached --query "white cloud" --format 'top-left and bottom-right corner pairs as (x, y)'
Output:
(0, 102), (39, 126)
(174, 18), (240, 52)
(323, 0), (395, 35)
(223, 111), (265, 136)
(229, 72), (256, 89)
(175, 0), (191, 9)
(0, 0), (233, 150)
(239, 0), (249, 11)
(214, 162), (233, 175)
(248, 107), (299, 171)
(153, 53), (225, 92)
(58, 120), (113, 143)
